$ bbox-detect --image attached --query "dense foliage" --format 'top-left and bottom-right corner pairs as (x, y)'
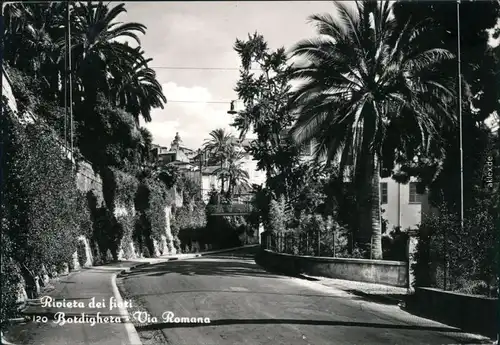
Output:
(172, 202), (208, 253)
(1, 1), (172, 324)
(133, 178), (172, 256)
(412, 201), (498, 297)
(1, 98), (90, 321)
(233, 33), (301, 201)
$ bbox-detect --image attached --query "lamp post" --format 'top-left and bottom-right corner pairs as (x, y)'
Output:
(457, 0), (464, 230)
(66, 1), (74, 167)
(227, 100), (237, 115)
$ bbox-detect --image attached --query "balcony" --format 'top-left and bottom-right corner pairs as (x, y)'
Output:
(206, 203), (254, 216)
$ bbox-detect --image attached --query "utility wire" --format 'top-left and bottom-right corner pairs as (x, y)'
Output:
(167, 100), (234, 104)
(150, 66), (261, 72)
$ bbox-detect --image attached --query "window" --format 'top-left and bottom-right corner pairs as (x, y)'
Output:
(380, 182), (388, 204)
(409, 182), (423, 203)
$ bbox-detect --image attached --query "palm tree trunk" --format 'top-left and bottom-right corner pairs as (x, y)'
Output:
(220, 160), (225, 194)
(370, 155), (383, 259)
(357, 154), (383, 259)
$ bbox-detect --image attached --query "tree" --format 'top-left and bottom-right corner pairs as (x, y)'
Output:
(76, 94), (144, 173)
(232, 32), (301, 202)
(111, 53), (167, 125)
(2, 2), (67, 103)
(392, 1), (500, 215)
(214, 150), (251, 198)
(287, 1), (456, 258)
(393, 0), (500, 123)
(203, 128), (236, 194)
(70, 2), (146, 106)
(3, 1), (167, 156)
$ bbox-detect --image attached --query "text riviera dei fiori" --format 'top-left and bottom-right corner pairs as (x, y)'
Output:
(35, 296), (211, 326)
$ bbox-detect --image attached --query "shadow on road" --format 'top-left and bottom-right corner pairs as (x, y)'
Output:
(203, 246), (260, 259)
(124, 289), (349, 300)
(343, 290), (406, 306)
(120, 258), (288, 280)
(134, 318), (467, 334)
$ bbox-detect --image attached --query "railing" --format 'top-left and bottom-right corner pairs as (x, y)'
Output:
(206, 203), (254, 215)
(261, 231), (381, 259)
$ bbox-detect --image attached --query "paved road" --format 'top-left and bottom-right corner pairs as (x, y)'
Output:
(119, 249), (492, 345)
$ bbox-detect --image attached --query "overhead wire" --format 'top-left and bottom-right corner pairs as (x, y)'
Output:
(150, 66), (260, 71)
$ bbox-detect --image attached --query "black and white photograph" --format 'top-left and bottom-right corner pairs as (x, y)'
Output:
(1, 1), (499, 344)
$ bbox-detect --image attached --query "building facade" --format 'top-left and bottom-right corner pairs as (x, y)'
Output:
(299, 139), (428, 231)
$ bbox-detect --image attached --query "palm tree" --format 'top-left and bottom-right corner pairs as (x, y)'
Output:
(203, 128), (236, 194)
(3, 2), (67, 103)
(287, 0), (456, 258)
(111, 51), (167, 125)
(70, 2), (147, 108)
(215, 150), (251, 198)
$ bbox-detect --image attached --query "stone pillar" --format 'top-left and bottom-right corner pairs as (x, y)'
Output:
(258, 223), (264, 244)
(153, 239), (161, 257)
(71, 251), (80, 271)
(59, 263), (69, 276)
(407, 229), (419, 294)
(77, 235), (93, 267)
(16, 280), (28, 304)
(34, 276), (41, 296)
(129, 242), (137, 259)
(117, 246), (125, 260)
(40, 265), (50, 286)
(165, 205), (177, 255)
(160, 235), (168, 256)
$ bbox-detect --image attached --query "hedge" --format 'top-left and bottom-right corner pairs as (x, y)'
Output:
(1, 97), (89, 322)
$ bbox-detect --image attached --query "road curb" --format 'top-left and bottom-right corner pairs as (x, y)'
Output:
(111, 263), (146, 345)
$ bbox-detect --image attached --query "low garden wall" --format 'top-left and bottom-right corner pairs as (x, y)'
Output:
(256, 248), (408, 287)
(407, 287), (498, 338)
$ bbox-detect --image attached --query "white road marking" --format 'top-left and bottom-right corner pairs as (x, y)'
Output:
(111, 273), (143, 345)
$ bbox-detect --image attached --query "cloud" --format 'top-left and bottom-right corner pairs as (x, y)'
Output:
(143, 82), (237, 149)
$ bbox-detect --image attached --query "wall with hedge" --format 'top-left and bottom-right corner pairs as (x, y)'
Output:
(1, 74), (180, 326)
(1, 97), (99, 323)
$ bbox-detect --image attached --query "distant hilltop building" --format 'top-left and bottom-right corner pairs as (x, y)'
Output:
(151, 133), (196, 169)
(150, 133), (265, 203)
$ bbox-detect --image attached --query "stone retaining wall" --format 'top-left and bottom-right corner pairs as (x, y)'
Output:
(407, 287), (498, 338)
(256, 248), (408, 287)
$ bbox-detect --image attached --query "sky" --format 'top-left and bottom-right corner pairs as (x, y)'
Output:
(121, 1), (336, 150)
(120, 1), (499, 150)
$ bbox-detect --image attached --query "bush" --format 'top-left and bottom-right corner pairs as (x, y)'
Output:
(1, 100), (82, 272)
(133, 177), (173, 257)
(412, 203), (498, 297)
(382, 226), (409, 261)
(173, 202), (208, 252)
(91, 206), (122, 261)
(268, 196), (287, 233)
(1, 98), (96, 322)
(116, 212), (135, 257)
(0, 237), (22, 323)
(77, 240), (87, 268)
(289, 213), (349, 257)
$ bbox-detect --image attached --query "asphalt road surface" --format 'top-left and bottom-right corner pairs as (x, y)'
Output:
(119, 249), (492, 345)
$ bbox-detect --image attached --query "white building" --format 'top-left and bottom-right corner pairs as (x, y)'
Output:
(299, 140), (429, 231)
